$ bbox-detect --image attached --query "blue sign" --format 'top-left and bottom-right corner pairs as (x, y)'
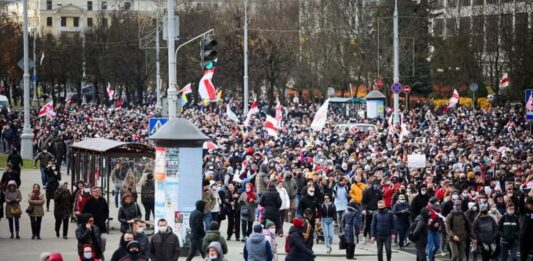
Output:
(391, 83), (402, 94)
(525, 89), (533, 121)
(149, 117), (168, 136)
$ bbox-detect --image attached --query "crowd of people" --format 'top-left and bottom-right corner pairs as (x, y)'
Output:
(0, 97), (533, 261)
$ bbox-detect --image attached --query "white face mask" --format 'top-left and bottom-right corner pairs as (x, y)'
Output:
(452, 195), (459, 200)
(159, 226), (167, 233)
(308, 191), (315, 196)
(268, 227), (276, 234)
(209, 254), (218, 259)
(136, 227), (144, 233)
(399, 199), (406, 203)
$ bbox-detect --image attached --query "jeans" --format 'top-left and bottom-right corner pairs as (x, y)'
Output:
(30, 216), (42, 237)
(55, 217), (69, 237)
(185, 238), (204, 261)
(114, 187), (122, 208)
(7, 217), (20, 234)
(143, 202), (154, 221)
(203, 212), (213, 231)
(296, 193), (302, 217)
(337, 210), (345, 233)
(397, 223), (409, 247)
(322, 217), (334, 249)
(500, 241), (518, 261)
(376, 237), (392, 261)
(427, 230), (441, 261)
(241, 220), (253, 239)
(40, 166), (47, 187)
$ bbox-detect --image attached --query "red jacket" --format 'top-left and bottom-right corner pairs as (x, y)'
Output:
(383, 184), (398, 208)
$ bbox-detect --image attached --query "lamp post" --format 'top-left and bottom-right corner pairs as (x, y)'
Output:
(166, 0), (177, 119)
(392, 0), (400, 125)
(243, 0), (249, 114)
(20, 0), (34, 160)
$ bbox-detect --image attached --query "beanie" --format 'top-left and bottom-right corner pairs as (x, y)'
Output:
(253, 223), (263, 233)
(265, 219), (275, 229)
(292, 218), (304, 229)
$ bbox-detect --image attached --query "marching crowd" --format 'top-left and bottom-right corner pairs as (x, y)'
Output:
(0, 98), (532, 261)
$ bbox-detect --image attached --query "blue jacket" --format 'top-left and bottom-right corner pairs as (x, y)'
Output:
(342, 204), (362, 244)
(371, 209), (396, 239)
(392, 202), (410, 227)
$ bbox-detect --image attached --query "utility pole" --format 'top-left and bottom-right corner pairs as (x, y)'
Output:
(393, 0), (400, 125)
(167, 0), (177, 119)
(32, 28), (38, 104)
(243, 0), (249, 114)
(155, 3), (161, 108)
(20, 0), (33, 160)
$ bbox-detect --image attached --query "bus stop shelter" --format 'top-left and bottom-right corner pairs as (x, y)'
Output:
(70, 138), (155, 202)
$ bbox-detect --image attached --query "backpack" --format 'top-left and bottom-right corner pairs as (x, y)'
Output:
(407, 220), (420, 242)
(284, 234), (292, 253)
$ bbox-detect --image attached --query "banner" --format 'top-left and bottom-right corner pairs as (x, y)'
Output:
(407, 154), (426, 169)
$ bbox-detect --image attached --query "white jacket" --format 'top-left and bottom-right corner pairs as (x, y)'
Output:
(277, 187), (290, 210)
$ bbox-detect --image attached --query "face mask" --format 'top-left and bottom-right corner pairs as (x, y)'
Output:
(269, 228), (276, 234)
(507, 192), (513, 197)
(472, 206), (478, 212)
(399, 199), (406, 203)
(136, 228), (144, 233)
(452, 195), (459, 200)
(507, 210), (514, 215)
(209, 254), (218, 259)
(308, 191), (315, 196)
(83, 252), (92, 259)
(462, 193), (468, 198)
(481, 198), (487, 203)
(490, 207), (497, 213)
(421, 190), (427, 195)
(159, 226), (167, 233)
(246, 188), (251, 192)
(406, 189), (411, 193)
(453, 205), (461, 212)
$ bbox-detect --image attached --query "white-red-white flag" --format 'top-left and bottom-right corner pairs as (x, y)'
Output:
(198, 69), (217, 101)
(448, 89), (460, 108)
(203, 141), (219, 151)
(244, 100), (259, 127)
(265, 115), (279, 138)
(526, 94), (533, 111)
(107, 82), (114, 101)
(179, 83), (192, 94)
(275, 98), (282, 126)
(226, 106), (240, 123)
(38, 100), (56, 119)
(499, 73), (509, 89)
(310, 99), (330, 132)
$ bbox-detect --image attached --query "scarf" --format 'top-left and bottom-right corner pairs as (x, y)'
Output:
(246, 183), (256, 201)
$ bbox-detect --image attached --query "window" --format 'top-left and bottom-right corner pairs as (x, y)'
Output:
(73, 17), (79, 27)
(87, 1), (92, 10)
(448, 0), (457, 8)
(46, 0), (52, 10)
(486, 0), (496, 4)
(46, 17), (52, 26)
(461, 0), (470, 6)
(485, 15), (498, 51)
(87, 17), (93, 27)
(124, 2), (131, 10)
(472, 16), (484, 50)
(446, 18), (457, 37)
(434, 19), (444, 37)
(101, 1), (107, 10)
(516, 13), (529, 36)
(61, 16), (66, 26)
(473, 0), (483, 5)
(459, 17), (470, 35)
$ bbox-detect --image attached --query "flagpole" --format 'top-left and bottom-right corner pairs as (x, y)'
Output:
(392, 0), (400, 125)
(20, 0), (34, 160)
(243, 0), (249, 114)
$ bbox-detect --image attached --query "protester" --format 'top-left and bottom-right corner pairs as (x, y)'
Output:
(362, 180), (382, 243)
(472, 202), (498, 261)
(445, 200), (473, 261)
(204, 241), (228, 261)
(342, 201), (362, 259)
(239, 182), (257, 241)
(83, 187), (109, 233)
(259, 182), (282, 231)
(285, 218), (314, 261)
(202, 221), (228, 255)
(262, 219), (278, 261)
(78, 244), (103, 261)
(498, 202), (520, 261)
(4, 180), (21, 239)
(149, 218), (180, 261)
(34, 149), (54, 187)
(119, 240), (149, 261)
(1, 164), (20, 189)
(276, 178), (290, 236)
(243, 223), (273, 261)
(44, 161), (60, 211)
(320, 193), (336, 254)
(413, 208), (430, 261)
(282, 170), (298, 223)
(76, 213), (104, 260)
(112, 163), (125, 208)
(131, 219), (149, 256)
(371, 200), (396, 261)
(140, 172), (155, 222)
(223, 182), (240, 241)
(40, 252), (64, 261)
(520, 197), (533, 261)
(54, 181), (72, 239)
(27, 183), (45, 240)
(187, 200), (206, 261)
(203, 179), (216, 231)
(111, 232), (134, 261)
(392, 194), (410, 249)
(118, 192), (142, 233)
(333, 176), (349, 232)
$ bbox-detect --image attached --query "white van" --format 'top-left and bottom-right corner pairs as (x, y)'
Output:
(0, 95), (10, 113)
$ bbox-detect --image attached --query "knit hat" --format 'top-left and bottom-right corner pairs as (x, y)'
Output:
(292, 218), (304, 229)
(265, 219), (275, 229)
(253, 223), (263, 233)
(467, 172), (475, 179)
(48, 253), (63, 261)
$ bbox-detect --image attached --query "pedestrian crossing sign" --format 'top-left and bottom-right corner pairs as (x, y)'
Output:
(149, 117), (168, 136)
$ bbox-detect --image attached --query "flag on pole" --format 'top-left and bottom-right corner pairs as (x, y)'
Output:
(179, 83), (192, 94)
(40, 52), (45, 66)
(526, 94), (533, 111)
(226, 106), (240, 123)
(310, 99), (330, 132)
(198, 69), (217, 101)
(106, 83), (114, 101)
(37, 100), (56, 119)
(244, 100), (259, 127)
(181, 92), (188, 106)
(448, 89), (460, 108)
(265, 115), (279, 138)
(216, 90), (222, 102)
(499, 73), (509, 89)
(203, 141), (219, 151)
(275, 98), (282, 125)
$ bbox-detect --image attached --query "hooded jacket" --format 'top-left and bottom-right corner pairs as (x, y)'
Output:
(342, 204), (362, 244)
(111, 236), (130, 261)
(118, 194), (142, 233)
(285, 226), (314, 261)
(203, 241), (227, 261)
(149, 228), (180, 261)
(202, 230), (228, 254)
(243, 232), (273, 261)
(190, 200), (206, 239)
(259, 187), (282, 222)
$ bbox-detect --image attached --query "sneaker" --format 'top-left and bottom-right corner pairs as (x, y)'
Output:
(327, 247), (332, 254)
(440, 252), (448, 257)
(404, 241), (411, 247)
(226, 236), (231, 241)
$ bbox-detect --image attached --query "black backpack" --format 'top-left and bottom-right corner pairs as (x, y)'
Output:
(407, 219), (420, 242)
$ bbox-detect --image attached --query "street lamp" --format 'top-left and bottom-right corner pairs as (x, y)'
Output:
(20, 0), (34, 160)
(243, 0), (249, 114)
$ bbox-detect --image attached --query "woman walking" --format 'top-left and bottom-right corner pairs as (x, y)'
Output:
(276, 178), (290, 236)
(28, 183), (45, 239)
(5, 180), (22, 239)
(45, 162), (61, 212)
(223, 182), (240, 241)
(122, 169), (137, 201)
(239, 182), (257, 241)
(54, 181), (73, 239)
(320, 194), (337, 254)
(118, 192), (142, 233)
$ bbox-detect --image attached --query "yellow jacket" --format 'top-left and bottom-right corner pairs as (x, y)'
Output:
(350, 182), (366, 204)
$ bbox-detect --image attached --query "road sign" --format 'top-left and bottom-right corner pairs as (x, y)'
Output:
(162, 16), (180, 41)
(469, 83), (478, 92)
(391, 83), (402, 94)
(17, 58), (34, 70)
(403, 85), (411, 94)
(525, 89), (533, 121)
(376, 78), (384, 88)
(149, 117), (168, 136)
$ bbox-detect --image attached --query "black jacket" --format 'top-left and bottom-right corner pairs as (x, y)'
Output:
(285, 226), (314, 261)
(520, 209), (533, 241)
(149, 230), (180, 261)
(259, 187), (282, 221)
(362, 187), (382, 211)
(410, 194), (430, 222)
(83, 197), (109, 233)
(75, 220), (103, 259)
(413, 215), (429, 245)
(190, 200), (206, 239)
(297, 194), (319, 219)
(498, 213), (520, 243)
(320, 203), (336, 218)
(111, 236), (130, 261)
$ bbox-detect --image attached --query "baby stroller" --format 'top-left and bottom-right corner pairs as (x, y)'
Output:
(315, 221), (325, 244)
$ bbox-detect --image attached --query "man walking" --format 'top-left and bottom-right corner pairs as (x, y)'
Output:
(186, 200), (206, 261)
(149, 218), (180, 261)
(445, 200), (472, 261)
(83, 187), (109, 233)
(371, 200), (396, 261)
(243, 224), (273, 261)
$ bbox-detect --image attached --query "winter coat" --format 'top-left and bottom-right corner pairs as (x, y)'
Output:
(263, 229), (278, 261)
(520, 209), (533, 241)
(149, 231), (181, 261)
(297, 194), (319, 219)
(243, 232), (273, 261)
(27, 192), (45, 217)
(202, 230), (228, 254)
(83, 197), (109, 233)
(239, 193), (257, 222)
(54, 188), (73, 219)
(276, 187), (290, 210)
(498, 213), (520, 244)
(202, 188), (216, 213)
(473, 215), (498, 244)
(342, 204), (362, 244)
(1, 170), (20, 189)
(111, 235), (130, 261)
(259, 188), (282, 223)
(118, 201), (142, 233)
(45, 168), (61, 197)
(255, 167), (269, 195)
(76, 224), (104, 259)
(362, 187), (382, 211)
(320, 202), (336, 218)
(118, 255), (149, 261)
(4, 187), (22, 218)
(190, 201), (206, 239)
(333, 184), (349, 211)
(445, 211), (473, 241)
(371, 209), (396, 239)
(350, 182), (366, 205)
(392, 201), (410, 227)
(413, 215), (428, 245)
(283, 177), (298, 200)
(410, 194), (430, 222)
(203, 241), (227, 261)
(285, 226), (314, 261)
(140, 179), (155, 205)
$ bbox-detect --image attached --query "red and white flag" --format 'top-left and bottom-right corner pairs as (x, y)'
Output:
(275, 98), (283, 126)
(38, 100), (56, 119)
(226, 106), (240, 123)
(526, 94), (533, 111)
(198, 69), (217, 101)
(311, 99), (330, 132)
(203, 141), (219, 151)
(179, 83), (192, 94)
(244, 100), (259, 127)
(106, 82), (114, 101)
(448, 89), (460, 108)
(499, 73), (509, 89)
(265, 115), (279, 138)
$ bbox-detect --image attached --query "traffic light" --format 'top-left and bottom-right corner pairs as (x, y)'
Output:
(201, 36), (218, 70)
